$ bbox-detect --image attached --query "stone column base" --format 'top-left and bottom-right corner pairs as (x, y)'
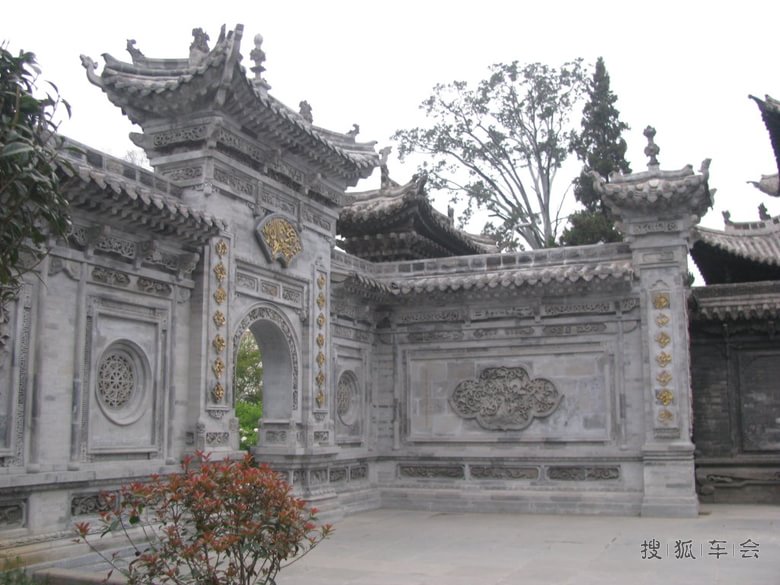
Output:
(640, 443), (699, 517)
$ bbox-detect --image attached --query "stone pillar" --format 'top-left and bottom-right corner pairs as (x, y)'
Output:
(595, 127), (712, 517)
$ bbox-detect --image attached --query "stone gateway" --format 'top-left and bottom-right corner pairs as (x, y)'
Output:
(4, 24), (752, 551)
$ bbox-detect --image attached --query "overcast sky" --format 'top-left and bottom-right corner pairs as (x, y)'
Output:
(4, 0), (779, 233)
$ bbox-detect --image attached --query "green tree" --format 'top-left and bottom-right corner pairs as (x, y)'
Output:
(235, 332), (263, 403)
(560, 57), (630, 246)
(0, 44), (71, 307)
(393, 60), (587, 250)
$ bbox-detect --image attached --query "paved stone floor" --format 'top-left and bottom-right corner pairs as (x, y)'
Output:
(276, 505), (780, 585)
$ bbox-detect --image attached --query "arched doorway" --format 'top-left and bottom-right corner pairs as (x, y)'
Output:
(232, 305), (298, 449)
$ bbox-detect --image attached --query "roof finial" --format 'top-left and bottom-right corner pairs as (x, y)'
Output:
(379, 146), (393, 189)
(250, 34), (271, 94)
(126, 39), (144, 62)
(299, 100), (313, 124)
(347, 124), (360, 138)
(189, 28), (210, 65)
(644, 126), (660, 168)
(759, 203), (771, 220)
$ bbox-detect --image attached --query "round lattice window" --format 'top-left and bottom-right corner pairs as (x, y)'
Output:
(98, 352), (135, 409)
(336, 371), (359, 427)
(95, 342), (148, 426)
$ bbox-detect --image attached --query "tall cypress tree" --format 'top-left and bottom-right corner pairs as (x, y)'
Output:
(560, 57), (631, 245)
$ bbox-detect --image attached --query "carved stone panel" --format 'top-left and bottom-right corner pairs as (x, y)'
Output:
(450, 366), (562, 431)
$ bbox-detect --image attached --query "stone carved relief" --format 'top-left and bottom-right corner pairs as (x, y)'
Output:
(313, 431), (329, 443)
(97, 352), (136, 410)
(206, 432), (230, 445)
(407, 330), (464, 343)
(450, 366), (562, 431)
(71, 493), (113, 516)
(350, 465), (368, 480)
(329, 467), (347, 482)
(137, 277), (173, 297)
(265, 430), (287, 443)
(541, 323), (607, 336)
(0, 501), (25, 527)
(543, 301), (613, 316)
(398, 310), (463, 324)
(214, 167), (255, 197)
(547, 466), (620, 481)
(256, 216), (303, 267)
(470, 466), (539, 480)
(92, 267), (130, 287)
(399, 465), (464, 479)
(152, 125), (208, 148)
(236, 272), (258, 291)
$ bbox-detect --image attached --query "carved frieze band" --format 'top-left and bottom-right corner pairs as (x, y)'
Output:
(650, 291), (677, 434)
(399, 464), (465, 479)
(0, 500), (25, 527)
(69, 225), (199, 277)
(211, 239), (229, 404)
(450, 366), (562, 431)
(314, 273), (327, 410)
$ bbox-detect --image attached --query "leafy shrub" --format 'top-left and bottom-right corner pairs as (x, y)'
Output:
(74, 453), (331, 585)
(235, 400), (262, 451)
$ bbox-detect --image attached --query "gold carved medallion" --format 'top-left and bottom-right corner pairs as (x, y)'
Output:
(656, 389), (674, 406)
(215, 240), (228, 258)
(212, 357), (225, 379)
(316, 292), (326, 309)
(315, 371), (326, 387)
(213, 262), (227, 283)
(212, 382), (225, 402)
(317, 274), (326, 289)
(315, 389), (325, 409)
(317, 313), (326, 328)
(316, 351), (326, 367)
(655, 313), (670, 327)
(652, 293), (670, 310)
(212, 334), (226, 354)
(213, 310), (226, 327)
(655, 331), (671, 348)
(213, 287), (227, 305)
(316, 333), (325, 348)
(655, 352), (672, 367)
(258, 216), (303, 267)
(657, 408), (674, 424)
(656, 370), (672, 386)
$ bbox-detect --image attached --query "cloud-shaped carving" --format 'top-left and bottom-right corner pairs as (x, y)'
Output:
(450, 366), (562, 430)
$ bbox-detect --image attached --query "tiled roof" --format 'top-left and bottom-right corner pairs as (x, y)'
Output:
(59, 138), (226, 244)
(81, 25), (378, 182)
(693, 221), (780, 267)
(389, 260), (633, 295)
(691, 282), (780, 321)
(339, 175), (495, 260)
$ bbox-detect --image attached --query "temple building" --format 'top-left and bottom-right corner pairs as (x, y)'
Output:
(688, 94), (780, 503)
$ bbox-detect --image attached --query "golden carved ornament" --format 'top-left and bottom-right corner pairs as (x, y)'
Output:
(656, 370), (672, 387)
(212, 357), (225, 379)
(317, 313), (326, 328)
(213, 262), (227, 283)
(652, 293), (670, 310)
(213, 310), (226, 327)
(655, 331), (671, 348)
(655, 352), (672, 368)
(212, 382), (225, 403)
(315, 389), (325, 409)
(215, 239), (228, 258)
(316, 292), (326, 309)
(317, 274), (326, 290)
(657, 408), (674, 424)
(316, 333), (325, 348)
(213, 287), (227, 305)
(315, 371), (326, 387)
(316, 351), (326, 367)
(655, 313), (670, 327)
(212, 334), (226, 354)
(656, 389), (674, 406)
(261, 218), (303, 266)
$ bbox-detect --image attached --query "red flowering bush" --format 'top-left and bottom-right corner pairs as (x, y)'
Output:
(74, 453), (331, 585)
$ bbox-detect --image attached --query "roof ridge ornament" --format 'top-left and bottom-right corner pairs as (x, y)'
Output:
(250, 33), (271, 95)
(299, 101), (313, 124)
(126, 39), (144, 63)
(189, 28), (210, 66)
(643, 125), (660, 169)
